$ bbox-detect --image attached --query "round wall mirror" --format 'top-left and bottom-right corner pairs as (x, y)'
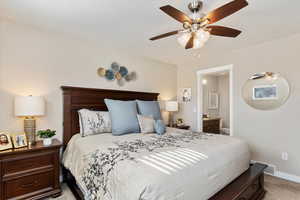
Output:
(242, 72), (290, 110)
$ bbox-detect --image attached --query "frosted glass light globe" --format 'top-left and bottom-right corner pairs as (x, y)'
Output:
(196, 29), (210, 43)
(177, 32), (191, 47)
(177, 29), (210, 49)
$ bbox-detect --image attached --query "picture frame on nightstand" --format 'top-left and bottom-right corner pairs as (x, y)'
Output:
(0, 132), (13, 151)
(12, 133), (28, 148)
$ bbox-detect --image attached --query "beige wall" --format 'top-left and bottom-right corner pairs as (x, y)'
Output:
(0, 19), (177, 140)
(177, 34), (300, 177)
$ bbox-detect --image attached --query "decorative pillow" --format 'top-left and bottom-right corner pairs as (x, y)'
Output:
(136, 100), (162, 120)
(137, 115), (155, 133)
(154, 120), (166, 135)
(78, 109), (111, 137)
(104, 99), (140, 135)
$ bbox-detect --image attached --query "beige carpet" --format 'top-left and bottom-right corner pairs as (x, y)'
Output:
(264, 175), (300, 200)
(51, 175), (300, 200)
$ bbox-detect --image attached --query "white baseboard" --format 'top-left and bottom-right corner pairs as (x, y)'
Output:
(251, 160), (300, 183)
(275, 171), (300, 183)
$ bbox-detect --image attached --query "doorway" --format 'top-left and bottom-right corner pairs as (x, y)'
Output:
(196, 65), (233, 136)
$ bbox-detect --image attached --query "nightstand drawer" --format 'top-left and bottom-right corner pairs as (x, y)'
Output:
(4, 170), (54, 199)
(2, 151), (55, 178)
(205, 120), (219, 126)
(0, 139), (62, 200)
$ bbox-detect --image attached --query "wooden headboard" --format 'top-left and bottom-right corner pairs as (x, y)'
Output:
(61, 86), (159, 147)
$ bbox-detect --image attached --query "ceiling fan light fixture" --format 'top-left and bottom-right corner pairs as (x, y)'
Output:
(196, 29), (210, 42)
(192, 38), (205, 49)
(192, 29), (210, 49)
(177, 29), (210, 49)
(177, 32), (191, 47)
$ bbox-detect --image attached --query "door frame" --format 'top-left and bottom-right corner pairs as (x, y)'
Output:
(196, 64), (234, 136)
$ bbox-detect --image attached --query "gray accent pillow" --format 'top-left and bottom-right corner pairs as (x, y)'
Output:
(78, 109), (111, 137)
(137, 115), (155, 133)
(104, 99), (140, 135)
(136, 100), (162, 120)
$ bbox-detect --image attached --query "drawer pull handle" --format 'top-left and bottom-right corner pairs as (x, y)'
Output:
(20, 180), (38, 188)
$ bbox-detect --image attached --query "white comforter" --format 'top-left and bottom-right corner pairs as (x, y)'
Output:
(62, 128), (250, 200)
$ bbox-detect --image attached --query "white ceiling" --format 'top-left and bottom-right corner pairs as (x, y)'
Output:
(1, 0), (300, 65)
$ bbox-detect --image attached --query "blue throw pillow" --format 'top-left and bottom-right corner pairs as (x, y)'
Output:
(154, 120), (166, 135)
(136, 100), (162, 120)
(104, 99), (140, 135)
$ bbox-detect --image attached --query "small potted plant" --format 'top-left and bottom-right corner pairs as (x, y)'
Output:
(37, 129), (56, 146)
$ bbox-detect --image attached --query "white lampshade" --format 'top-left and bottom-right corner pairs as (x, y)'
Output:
(15, 96), (45, 117)
(165, 101), (178, 112)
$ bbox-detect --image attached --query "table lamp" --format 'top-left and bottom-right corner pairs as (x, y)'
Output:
(14, 96), (45, 145)
(165, 101), (178, 127)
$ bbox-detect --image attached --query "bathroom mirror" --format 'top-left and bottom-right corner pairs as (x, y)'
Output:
(208, 92), (219, 109)
(242, 72), (290, 110)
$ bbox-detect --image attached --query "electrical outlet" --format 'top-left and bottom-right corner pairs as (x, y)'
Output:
(281, 152), (288, 161)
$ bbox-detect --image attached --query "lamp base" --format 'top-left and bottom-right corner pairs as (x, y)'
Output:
(169, 112), (175, 127)
(24, 118), (36, 146)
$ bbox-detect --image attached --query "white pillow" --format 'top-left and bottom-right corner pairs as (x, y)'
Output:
(78, 109), (112, 137)
(137, 114), (155, 133)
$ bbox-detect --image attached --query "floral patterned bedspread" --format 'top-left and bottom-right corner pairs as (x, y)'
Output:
(63, 130), (250, 200)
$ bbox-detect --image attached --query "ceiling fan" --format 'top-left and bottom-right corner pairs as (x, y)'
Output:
(150, 0), (249, 49)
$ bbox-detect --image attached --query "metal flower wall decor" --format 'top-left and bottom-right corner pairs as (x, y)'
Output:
(97, 62), (137, 86)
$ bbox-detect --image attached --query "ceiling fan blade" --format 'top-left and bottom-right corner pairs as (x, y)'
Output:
(208, 26), (241, 37)
(205, 0), (248, 24)
(160, 5), (193, 24)
(150, 30), (179, 41)
(185, 32), (195, 49)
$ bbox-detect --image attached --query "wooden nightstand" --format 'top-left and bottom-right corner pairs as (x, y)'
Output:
(0, 139), (62, 200)
(203, 118), (220, 134)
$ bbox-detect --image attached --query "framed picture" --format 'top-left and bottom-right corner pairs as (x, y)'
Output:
(0, 133), (13, 151)
(253, 85), (278, 100)
(12, 133), (28, 148)
(208, 92), (219, 109)
(182, 88), (192, 102)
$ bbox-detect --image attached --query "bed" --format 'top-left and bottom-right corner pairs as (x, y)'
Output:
(61, 86), (267, 200)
